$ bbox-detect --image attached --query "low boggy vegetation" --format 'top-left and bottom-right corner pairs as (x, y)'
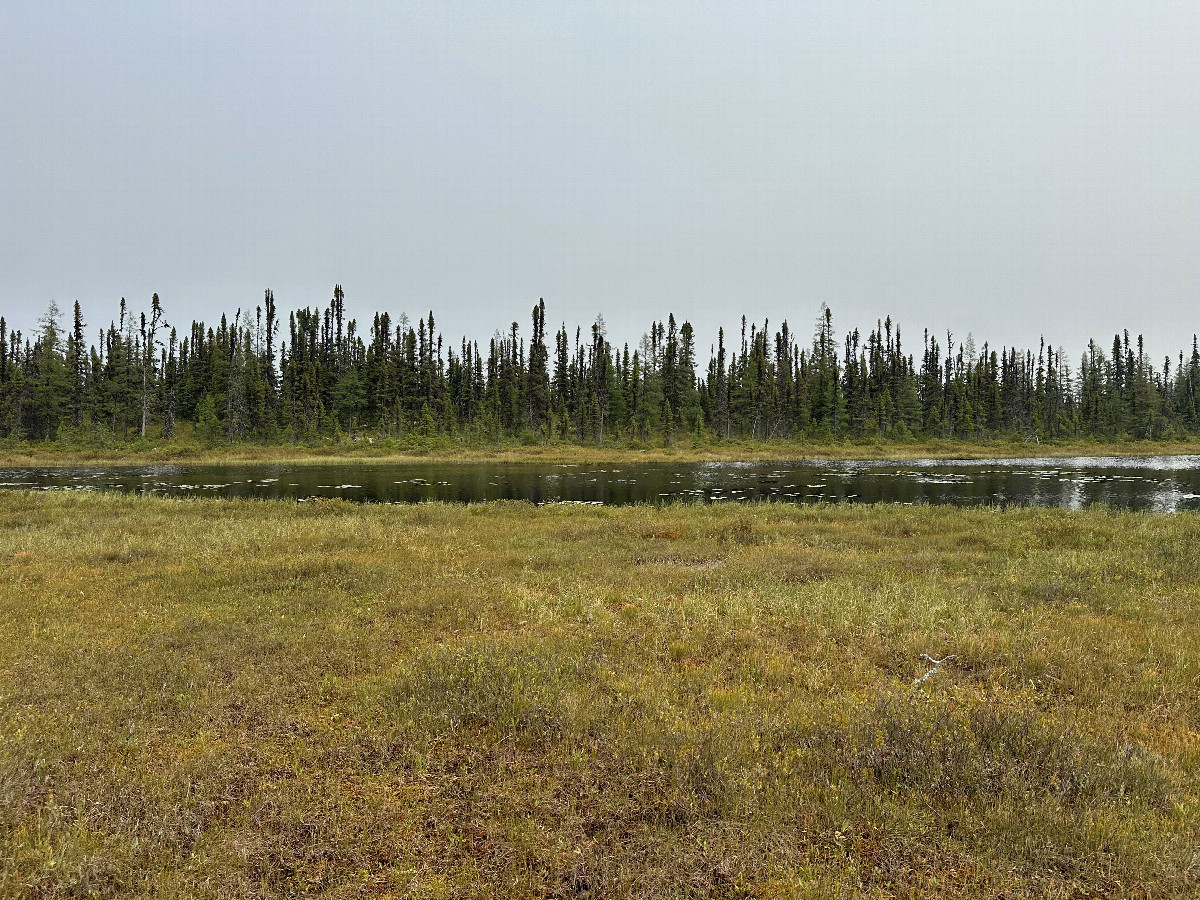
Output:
(5, 433), (1200, 469)
(1, 494), (1198, 897)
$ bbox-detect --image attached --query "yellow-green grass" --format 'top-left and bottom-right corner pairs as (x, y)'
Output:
(1, 494), (1198, 897)
(4, 434), (1200, 467)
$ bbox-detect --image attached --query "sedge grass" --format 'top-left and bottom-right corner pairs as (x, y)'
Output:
(1, 494), (1198, 897)
(3, 431), (1200, 467)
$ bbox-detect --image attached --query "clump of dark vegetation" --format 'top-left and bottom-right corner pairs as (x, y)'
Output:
(810, 698), (1171, 805)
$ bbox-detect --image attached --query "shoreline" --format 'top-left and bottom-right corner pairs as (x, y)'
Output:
(2, 438), (1200, 467)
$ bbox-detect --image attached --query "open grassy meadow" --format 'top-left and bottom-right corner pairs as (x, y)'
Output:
(2, 493), (1199, 897)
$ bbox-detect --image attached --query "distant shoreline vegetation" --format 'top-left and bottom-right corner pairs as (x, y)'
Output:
(2, 288), (1198, 448)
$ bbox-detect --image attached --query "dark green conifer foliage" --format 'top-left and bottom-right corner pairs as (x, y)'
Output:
(2, 289), (1197, 445)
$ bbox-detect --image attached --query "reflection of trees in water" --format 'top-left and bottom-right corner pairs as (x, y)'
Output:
(10, 460), (1200, 510)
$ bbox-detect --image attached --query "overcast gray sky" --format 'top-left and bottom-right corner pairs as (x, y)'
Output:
(3, 1), (1199, 363)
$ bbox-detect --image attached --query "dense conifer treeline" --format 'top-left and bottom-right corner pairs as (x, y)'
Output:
(2, 289), (1198, 444)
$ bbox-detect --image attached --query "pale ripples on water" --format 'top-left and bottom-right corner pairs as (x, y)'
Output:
(3, 456), (1200, 511)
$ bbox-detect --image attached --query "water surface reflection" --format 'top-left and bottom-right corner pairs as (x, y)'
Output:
(2, 456), (1199, 511)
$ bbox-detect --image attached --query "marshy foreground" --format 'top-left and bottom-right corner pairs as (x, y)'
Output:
(1, 494), (1198, 897)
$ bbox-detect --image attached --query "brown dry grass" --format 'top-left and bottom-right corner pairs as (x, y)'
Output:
(3, 432), (1200, 467)
(1, 493), (1198, 897)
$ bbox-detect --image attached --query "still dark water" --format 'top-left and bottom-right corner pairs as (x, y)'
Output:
(2, 457), (1200, 511)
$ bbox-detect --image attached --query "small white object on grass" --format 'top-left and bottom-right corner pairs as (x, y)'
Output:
(910, 653), (957, 702)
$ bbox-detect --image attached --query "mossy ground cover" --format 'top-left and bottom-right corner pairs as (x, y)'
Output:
(1, 493), (1198, 897)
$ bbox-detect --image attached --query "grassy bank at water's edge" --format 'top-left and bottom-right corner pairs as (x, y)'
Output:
(2, 494), (1198, 896)
(3, 434), (1200, 467)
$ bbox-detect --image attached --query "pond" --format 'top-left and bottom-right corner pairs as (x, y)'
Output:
(2, 456), (1200, 511)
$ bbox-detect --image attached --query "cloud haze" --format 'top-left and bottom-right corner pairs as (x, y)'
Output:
(3, 1), (1199, 362)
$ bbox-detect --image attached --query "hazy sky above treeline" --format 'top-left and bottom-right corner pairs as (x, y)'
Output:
(3, 2), (1200, 363)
